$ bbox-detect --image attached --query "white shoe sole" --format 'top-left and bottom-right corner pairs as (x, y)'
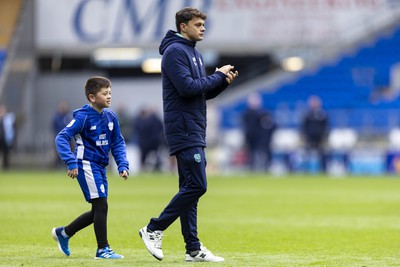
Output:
(185, 254), (225, 262)
(94, 256), (124, 260)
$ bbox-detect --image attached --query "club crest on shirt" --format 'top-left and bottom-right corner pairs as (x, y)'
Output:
(108, 122), (114, 131)
(194, 153), (201, 163)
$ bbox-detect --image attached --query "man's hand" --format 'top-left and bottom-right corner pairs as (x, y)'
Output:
(67, 168), (78, 179)
(216, 64), (234, 75)
(225, 70), (239, 84)
(119, 170), (129, 180)
(215, 65), (239, 84)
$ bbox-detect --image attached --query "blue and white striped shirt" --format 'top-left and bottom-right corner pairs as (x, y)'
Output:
(55, 104), (129, 174)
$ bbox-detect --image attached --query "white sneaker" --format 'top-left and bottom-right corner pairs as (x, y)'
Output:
(185, 244), (225, 262)
(139, 226), (164, 261)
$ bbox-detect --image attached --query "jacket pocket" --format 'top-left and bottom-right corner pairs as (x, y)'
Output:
(182, 113), (189, 136)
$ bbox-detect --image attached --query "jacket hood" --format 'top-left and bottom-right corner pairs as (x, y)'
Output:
(159, 30), (196, 55)
(73, 104), (101, 117)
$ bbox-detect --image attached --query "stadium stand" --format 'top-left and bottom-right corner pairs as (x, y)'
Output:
(221, 26), (400, 136)
(0, 0), (21, 48)
(0, 0), (22, 89)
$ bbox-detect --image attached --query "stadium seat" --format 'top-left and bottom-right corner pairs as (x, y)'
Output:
(388, 128), (400, 150)
(328, 128), (358, 151)
(221, 26), (400, 135)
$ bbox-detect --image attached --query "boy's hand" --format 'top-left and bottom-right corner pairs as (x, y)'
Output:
(67, 169), (78, 179)
(119, 170), (129, 180)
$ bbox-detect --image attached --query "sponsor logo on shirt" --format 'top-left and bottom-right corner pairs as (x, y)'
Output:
(90, 125), (97, 130)
(96, 134), (108, 146)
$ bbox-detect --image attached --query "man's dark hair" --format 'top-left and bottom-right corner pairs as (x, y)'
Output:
(85, 76), (111, 101)
(175, 7), (207, 33)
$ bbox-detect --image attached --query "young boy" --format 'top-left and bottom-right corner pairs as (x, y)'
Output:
(52, 76), (129, 259)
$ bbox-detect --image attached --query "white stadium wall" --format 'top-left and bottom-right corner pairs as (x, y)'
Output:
(35, 0), (400, 54)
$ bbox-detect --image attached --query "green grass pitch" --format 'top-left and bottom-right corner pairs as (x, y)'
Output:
(1, 170), (400, 266)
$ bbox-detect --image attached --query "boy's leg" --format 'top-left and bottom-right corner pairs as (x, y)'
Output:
(91, 192), (124, 259)
(52, 196), (95, 257)
(64, 161), (103, 236)
(75, 160), (110, 248)
(92, 197), (109, 249)
(52, 227), (71, 256)
(60, 198), (109, 248)
(64, 210), (94, 237)
(52, 160), (96, 257)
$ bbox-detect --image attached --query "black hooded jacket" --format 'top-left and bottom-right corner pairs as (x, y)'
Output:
(159, 30), (229, 155)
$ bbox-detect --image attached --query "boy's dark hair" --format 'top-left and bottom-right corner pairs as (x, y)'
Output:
(84, 76), (111, 101)
(175, 7), (207, 33)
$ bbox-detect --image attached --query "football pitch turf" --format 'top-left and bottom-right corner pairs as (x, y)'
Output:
(1, 171), (399, 266)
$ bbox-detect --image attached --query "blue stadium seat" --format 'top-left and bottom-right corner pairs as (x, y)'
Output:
(221, 25), (400, 134)
(0, 49), (6, 74)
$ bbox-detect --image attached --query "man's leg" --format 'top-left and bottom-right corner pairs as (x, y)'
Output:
(140, 148), (149, 170)
(182, 148), (224, 262)
(178, 147), (206, 252)
(180, 201), (200, 252)
(3, 144), (10, 169)
(318, 145), (326, 173)
(147, 147), (207, 232)
(140, 147), (206, 260)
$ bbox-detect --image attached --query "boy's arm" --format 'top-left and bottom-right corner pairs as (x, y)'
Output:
(110, 117), (129, 175)
(55, 117), (83, 170)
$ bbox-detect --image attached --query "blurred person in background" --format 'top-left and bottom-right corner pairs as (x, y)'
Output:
(139, 7), (238, 263)
(116, 103), (132, 144)
(301, 95), (329, 173)
(242, 93), (276, 171)
(132, 107), (164, 172)
(0, 104), (15, 170)
(52, 100), (72, 168)
(52, 100), (72, 136)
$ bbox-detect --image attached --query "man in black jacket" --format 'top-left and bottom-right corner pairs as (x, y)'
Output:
(139, 7), (238, 263)
(133, 107), (164, 171)
(301, 95), (329, 173)
(242, 93), (276, 171)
